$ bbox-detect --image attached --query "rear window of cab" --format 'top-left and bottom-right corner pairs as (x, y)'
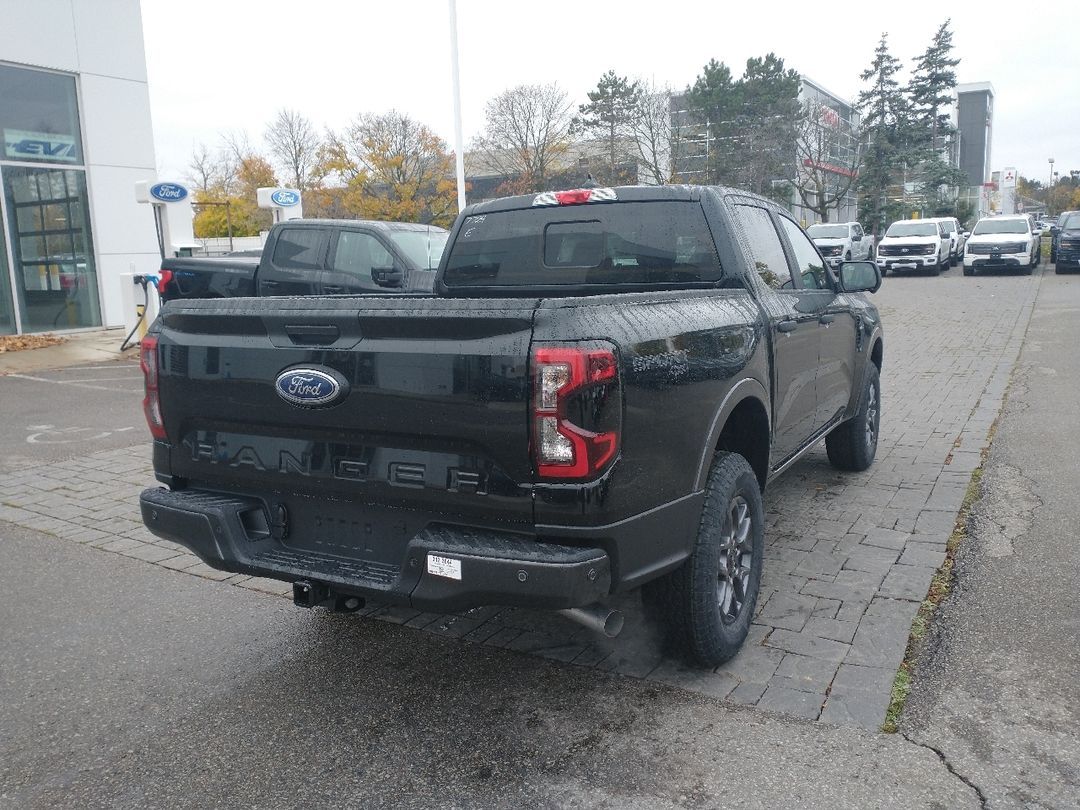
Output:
(442, 201), (724, 289)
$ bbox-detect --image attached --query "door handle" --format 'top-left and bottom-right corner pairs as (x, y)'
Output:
(819, 314), (836, 325)
(777, 320), (798, 333)
(322, 285), (344, 294)
(262, 280), (280, 288)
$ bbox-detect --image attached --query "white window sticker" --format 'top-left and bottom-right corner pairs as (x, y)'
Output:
(427, 554), (462, 581)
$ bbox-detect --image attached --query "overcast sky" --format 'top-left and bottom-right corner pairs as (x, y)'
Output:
(140, 0), (1080, 188)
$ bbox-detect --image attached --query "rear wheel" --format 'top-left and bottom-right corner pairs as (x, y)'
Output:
(826, 364), (880, 472)
(644, 451), (764, 667)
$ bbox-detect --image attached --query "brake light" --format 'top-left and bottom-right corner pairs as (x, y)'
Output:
(532, 346), (619, 479)
(156, 269), (173, 293)
(532, 187), (618, 207)
(140, 335), (166, 439)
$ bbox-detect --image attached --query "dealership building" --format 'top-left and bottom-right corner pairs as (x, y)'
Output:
(0, 0), (159, 335)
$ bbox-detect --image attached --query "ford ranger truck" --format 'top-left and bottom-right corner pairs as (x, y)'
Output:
(138, 185), (884, 666)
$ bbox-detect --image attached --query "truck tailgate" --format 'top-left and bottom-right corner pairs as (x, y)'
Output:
(154, 296), (539, 529)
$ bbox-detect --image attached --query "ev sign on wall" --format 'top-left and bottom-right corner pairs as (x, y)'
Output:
(257, 187), (303, 222)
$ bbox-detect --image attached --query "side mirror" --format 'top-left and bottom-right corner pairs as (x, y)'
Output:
(372, 265), (404, 288)
(839, 260), (881, 294)
(962, 231), (971, 239)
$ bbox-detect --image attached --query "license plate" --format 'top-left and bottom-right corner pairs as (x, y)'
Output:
(991, 252), (1001, 259)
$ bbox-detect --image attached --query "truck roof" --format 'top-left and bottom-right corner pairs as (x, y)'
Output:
(462, 184), (782, 216)
(278, 219), (447, 232)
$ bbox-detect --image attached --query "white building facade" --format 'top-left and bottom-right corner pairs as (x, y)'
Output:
(0, 0), (159, 335)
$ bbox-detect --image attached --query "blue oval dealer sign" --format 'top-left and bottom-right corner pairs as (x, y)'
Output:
(270, 189), (300, 207)
(275, 368), (344, 407)
(149, 182), (189, 203)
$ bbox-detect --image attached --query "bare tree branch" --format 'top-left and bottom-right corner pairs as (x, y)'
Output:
(264, 108), (320, 190)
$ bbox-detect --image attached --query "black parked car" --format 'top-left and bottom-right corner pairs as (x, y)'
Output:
(1051, 211), (1080, 273)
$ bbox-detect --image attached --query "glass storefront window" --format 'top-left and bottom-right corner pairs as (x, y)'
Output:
(0, 64), (83, 165)
(3, 166), (100, 332)
(0, 218), (13, 335)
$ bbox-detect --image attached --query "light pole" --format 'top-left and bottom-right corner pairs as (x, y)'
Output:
(448, 0), (466, 213)
(1048, 158), (1055, 189)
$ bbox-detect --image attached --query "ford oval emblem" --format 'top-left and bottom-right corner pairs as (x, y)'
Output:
(270, 189), (300, 207)
(275, 368), (344, 407)
(149, 182), (189, 203)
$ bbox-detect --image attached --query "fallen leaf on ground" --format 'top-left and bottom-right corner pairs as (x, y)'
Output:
(0, 334), (68, 353)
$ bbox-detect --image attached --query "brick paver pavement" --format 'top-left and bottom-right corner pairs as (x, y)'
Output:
(0, 269), (1042, 730)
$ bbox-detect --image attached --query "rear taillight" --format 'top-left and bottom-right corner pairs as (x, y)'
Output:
(532, 187), (618, 207)
(156, 269), (173, 293)
(140, 335), (166, 439)
(532, 345), (620, 480)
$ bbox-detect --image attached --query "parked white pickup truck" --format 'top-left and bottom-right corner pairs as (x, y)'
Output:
(806, 222), (874, 269)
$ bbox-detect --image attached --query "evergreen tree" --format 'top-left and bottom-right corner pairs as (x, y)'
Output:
(907, 20), (965, 212)
(908, 20), (961, 156)
(735, 54), (802, 199)
(856, 34), (910, 237)
(684, 55), (800, 198)
(684, 59), (738, 185)
(575, 71), (642, 184)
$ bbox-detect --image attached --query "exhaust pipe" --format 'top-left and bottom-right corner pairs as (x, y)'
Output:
(558, 604), (624, 638)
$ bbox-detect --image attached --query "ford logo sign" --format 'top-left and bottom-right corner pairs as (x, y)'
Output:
(275, 368), (345, 407)
(270, 189), (300, 207)
(149, 182), (189, 203)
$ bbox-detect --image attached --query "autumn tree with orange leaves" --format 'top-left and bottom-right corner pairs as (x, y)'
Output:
(319, 111), (459, 227)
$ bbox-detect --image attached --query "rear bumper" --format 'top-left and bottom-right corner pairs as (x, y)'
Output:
(140, 487), (612, 612)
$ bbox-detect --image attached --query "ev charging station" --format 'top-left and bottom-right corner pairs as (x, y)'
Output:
(126, 180), (199, 343)
(257, 187), (303, 222)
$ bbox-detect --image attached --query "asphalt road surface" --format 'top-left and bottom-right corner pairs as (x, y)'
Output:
(903, 268), (1080, 807)
(0, 360), (144, 473)
(0, 522), (977, 809)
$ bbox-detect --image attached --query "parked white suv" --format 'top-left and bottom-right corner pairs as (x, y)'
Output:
(806, 222), (874, 269)
(927, 217), (964, 266)
(875, 220), (950, 276)
(963, 215), (1039, 276)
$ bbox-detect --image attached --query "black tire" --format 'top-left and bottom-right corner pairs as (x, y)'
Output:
(930, 258), (941, 277)
(949, 254), (957, 267)
(880, 266), (888, 277)
(826, 363), (880, 472)
(844, 251), (851, 262)
(644, 451), (764, 667)
(1056, 262), (1066, 274)
(963, 265), (975, 276)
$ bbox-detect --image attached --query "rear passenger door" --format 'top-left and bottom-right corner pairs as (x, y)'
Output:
(322, 230), (402, 295)
(257, 227), (327, 296)
(731, 202), (819, 467)
(776, 216), (857, 431)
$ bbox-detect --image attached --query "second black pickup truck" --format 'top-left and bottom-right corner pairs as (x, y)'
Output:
(157, 219), (449, 302)
(139, 185), (884, 666)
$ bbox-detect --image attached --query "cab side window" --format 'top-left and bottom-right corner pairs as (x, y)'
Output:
(778, 216), (828, 290)
(271, 228), (323, 270)
(332, 231), (394, 281)
(732, 204), (792, 289)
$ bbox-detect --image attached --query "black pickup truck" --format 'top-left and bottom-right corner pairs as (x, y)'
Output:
(157, 219), (449, 301)
(139, 185), (884, 665)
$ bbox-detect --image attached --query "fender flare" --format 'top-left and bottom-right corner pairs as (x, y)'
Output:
(846, 327), (884, 414)
(693, 377), (770, 491)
